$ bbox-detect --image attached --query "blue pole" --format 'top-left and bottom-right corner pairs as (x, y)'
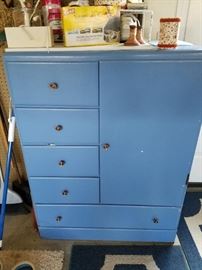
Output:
(0, 142), (13, 248)
(0, 112), (15, 249)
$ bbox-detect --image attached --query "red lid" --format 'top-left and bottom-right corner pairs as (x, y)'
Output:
(160, 18), (181, 23)
(48, 8), (61, 19)
(158, 44), (177, 48)
(42, 0), (61, 6)
(49, 8), (61, 13)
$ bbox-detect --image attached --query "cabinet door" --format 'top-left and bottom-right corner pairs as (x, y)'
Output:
(100, 61), (202, 206)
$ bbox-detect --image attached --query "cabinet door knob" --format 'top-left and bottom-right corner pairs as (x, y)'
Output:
(62, 190), (69, 196)
(55, 125), (63, 131)
(58, 160), (66, 167)
(49, 82), (59, 90)
(56, 216), (62, 222)
(103, 143), (110, 151)
(152, 217), (159, 224)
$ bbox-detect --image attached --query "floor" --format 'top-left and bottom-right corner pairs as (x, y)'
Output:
(4, 206), (72, 269)
(3, 187), (202, 270)
(4, 205), (145, 270)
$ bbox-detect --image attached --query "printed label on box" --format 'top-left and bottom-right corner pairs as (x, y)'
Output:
(62, 6), (120, 47)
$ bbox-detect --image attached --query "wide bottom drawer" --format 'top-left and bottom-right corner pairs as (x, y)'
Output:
(39, 227), (177, 242)
(35, 205), (180, 230)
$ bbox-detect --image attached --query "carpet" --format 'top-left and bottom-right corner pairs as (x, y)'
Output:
(69, 245), (187, 270)
(69, 192), (202, 270)
(0, 250), (64, 270)
(178, 192), (202, 270)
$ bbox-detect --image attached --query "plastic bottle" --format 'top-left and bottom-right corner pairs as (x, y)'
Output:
(48, 8), (63, 42)
(42, 0), (61, 24)
(42, 0), (63, 42)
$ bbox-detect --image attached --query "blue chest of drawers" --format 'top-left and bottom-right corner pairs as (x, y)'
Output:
(4, 48), (202, 242)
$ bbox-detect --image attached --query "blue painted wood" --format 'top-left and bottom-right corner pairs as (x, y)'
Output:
(16, 108), (99, 145)
(23, 146), (99, 177)
(35, 205), (180, 229)
(29, 177), (99, 204)
(4, 48), (202, 63)
(4, 49), (202, 242)
(39, 227), (176, 242)
(100, 61), (202, 206)
(6, 62), (98, 107)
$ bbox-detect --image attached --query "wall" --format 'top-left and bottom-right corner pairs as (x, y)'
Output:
(183, 0), (202, 45)
(148, 0), (202, 45)
(147, 0), (178, 39)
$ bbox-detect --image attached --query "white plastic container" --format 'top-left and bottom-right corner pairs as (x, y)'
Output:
(5, 26), (54, 48)
(120, 9), (153, 43)
(94, 0), (126, 6)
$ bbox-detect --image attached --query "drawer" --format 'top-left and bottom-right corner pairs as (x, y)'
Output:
(35, 205), (180, 230)
(23, 146), (99, 177)
(29, 178), (99, 204)
(6, 62), (98, 106)
(39, 227), (177, 242)
(16, 108), (98, 145)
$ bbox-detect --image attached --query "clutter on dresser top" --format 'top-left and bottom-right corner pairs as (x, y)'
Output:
(3, 0), (182, 50)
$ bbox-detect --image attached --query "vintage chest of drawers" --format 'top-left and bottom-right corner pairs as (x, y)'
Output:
(4, 48), (202, 242)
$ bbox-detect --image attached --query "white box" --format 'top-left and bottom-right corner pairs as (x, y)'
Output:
(5, 26), (54, 48)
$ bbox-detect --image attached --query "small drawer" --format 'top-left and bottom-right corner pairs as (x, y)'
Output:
(6, 62), (98, 107)
(16, 108), (98, 145)
(35, 205), (180, 230)
(23, 146), (99, 177)
(29, 178), (99, 204)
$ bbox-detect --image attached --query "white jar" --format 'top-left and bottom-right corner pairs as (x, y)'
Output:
(94, 0), (126, 6)
(120, 12), (138, 42)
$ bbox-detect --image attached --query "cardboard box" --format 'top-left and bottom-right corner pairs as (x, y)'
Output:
(61, 6), (120, 47)
(5, 26), (54, 48)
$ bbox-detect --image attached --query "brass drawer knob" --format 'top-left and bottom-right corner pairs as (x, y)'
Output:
(152, 217), (159, 224)
(49, 82), (59, 90)
(62, 190), (69, 196)
(58, 160), (66, 167)
(55, 125), (63, 131)
(56, 216), (62, 222)
(103, 143), (110, 151)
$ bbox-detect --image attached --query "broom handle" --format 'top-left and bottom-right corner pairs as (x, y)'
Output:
(0, 116), (15, 249)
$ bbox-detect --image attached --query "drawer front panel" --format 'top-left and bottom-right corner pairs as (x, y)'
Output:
(35, 205), (180, 230)
(16, 108), (98, 145)
(23, 146), (99, 177)
(39, 227), (177, 242)
(30, 178), (99, 204)
(7, 62), (98, 106)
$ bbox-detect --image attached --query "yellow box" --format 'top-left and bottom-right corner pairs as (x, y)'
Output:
(61, 6), (120, 47)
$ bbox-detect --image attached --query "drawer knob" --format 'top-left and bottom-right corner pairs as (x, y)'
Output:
(55, 125), (63, 131)
(62, 190), (69, 196)
(152, 217), (159, 224)
(103, 143), (110, 151)
(49, 82), (59, 90)
(58, 160), (66, 167)
(56, 216), (62, 222)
